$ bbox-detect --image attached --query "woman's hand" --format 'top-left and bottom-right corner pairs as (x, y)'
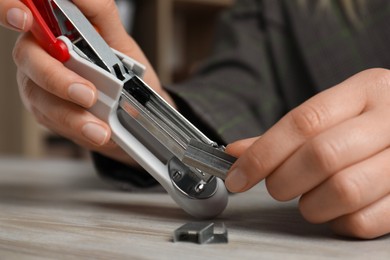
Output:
(225, 68), (390, 239)
(7, 0), (174, 165)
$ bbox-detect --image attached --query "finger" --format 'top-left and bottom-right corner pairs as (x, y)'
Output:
(299, 147), (390, 223)
(330, 194), (390, 239)
(38, 110), (132, 164)
(225, 71), (369, 192)
(21, 77), (110, 147)
(14, 33), (97, 108)
(16, 69), (33, 112)
(42, 116), (134, 165)
(225, 137), (259, 157)
(0, 0), (33, 31)
(266, 107), (390, 200)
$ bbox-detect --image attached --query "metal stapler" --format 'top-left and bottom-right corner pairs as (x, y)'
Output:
(21, 0), (236, 218)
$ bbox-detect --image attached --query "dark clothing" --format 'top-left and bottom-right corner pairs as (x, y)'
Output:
(165, 0), (390, 143)
(94, 0), (390, 187)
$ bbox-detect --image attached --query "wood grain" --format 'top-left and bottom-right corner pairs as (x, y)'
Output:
(0, 158), (389, 259)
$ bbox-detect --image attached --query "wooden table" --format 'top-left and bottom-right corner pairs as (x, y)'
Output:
(0, 158), (389, 259)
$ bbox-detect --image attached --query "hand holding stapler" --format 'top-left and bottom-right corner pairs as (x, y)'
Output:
(21, 0), (236, 218)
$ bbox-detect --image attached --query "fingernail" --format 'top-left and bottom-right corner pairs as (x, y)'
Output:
(225, 168), (247, 192)
(68, 83), (95, 107)
(6, 8), (27, 31)
(82, 123), (108, 146)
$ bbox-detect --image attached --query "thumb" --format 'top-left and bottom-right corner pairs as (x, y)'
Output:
(226, 137), (260, 157)
(0, 0), (33, 31)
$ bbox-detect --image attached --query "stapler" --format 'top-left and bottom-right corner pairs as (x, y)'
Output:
(21, 0), (236, 218)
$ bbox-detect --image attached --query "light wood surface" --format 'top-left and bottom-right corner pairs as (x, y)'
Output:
(0, 158), (389, 259)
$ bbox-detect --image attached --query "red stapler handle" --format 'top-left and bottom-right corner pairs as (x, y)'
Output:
(21, 0), (69, 62)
